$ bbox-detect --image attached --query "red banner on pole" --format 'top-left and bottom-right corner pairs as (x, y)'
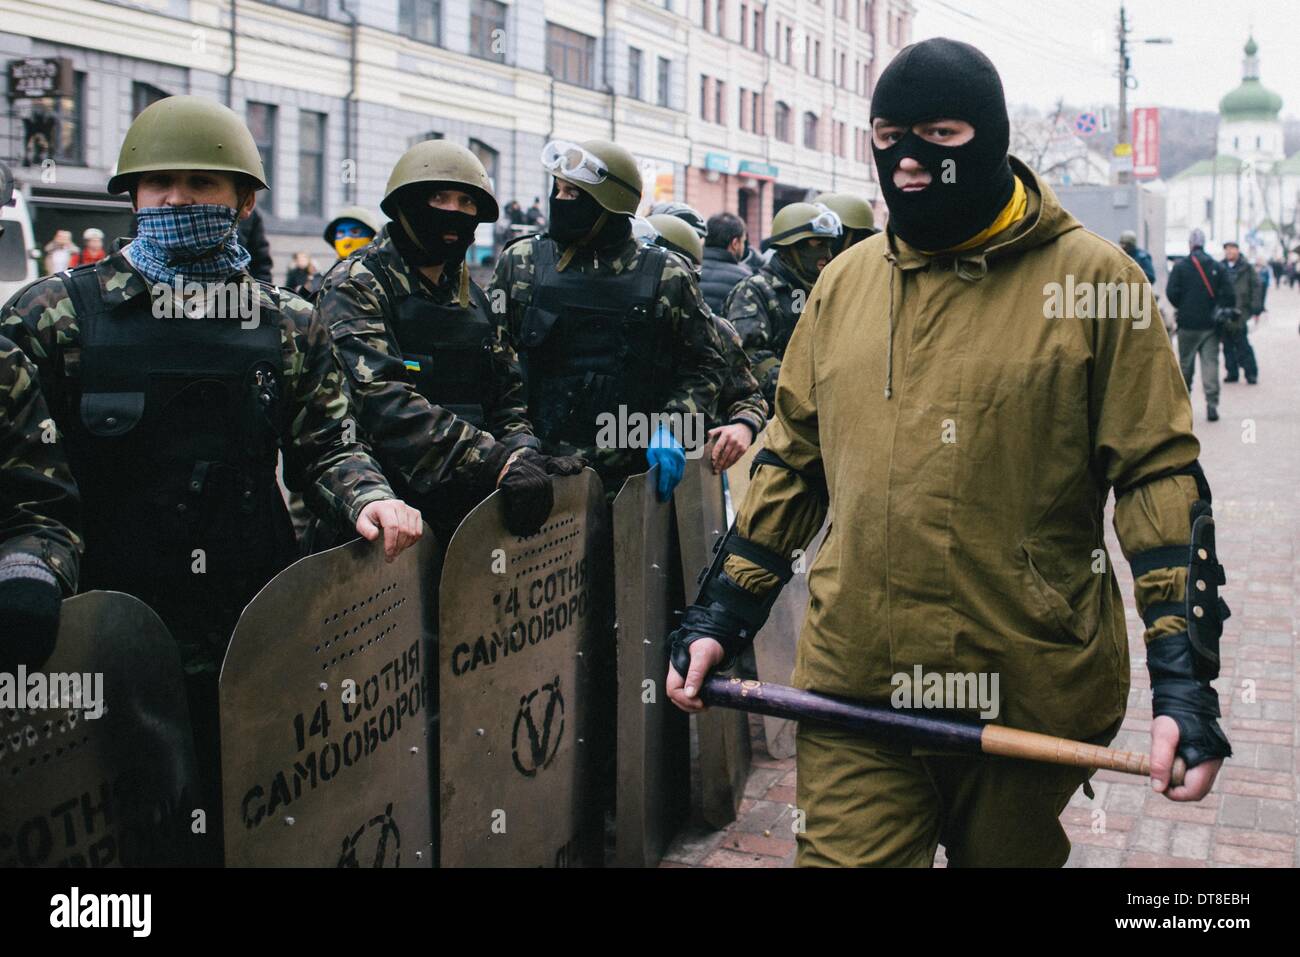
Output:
(1133, 107), (1160, 179)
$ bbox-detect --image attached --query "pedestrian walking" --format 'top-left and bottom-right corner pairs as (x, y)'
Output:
(1166, 228), (1236, 420)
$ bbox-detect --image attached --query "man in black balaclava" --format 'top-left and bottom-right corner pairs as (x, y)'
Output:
(668, 38), (1228, 867)
(311, 139), (585, 547)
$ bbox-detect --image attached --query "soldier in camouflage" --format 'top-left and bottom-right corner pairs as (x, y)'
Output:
(0, 95), (422, 862)
(490, 139), (728, 502)
(311, 140), (580, 545)
(724, 202), (842, 406)
(0, 335), (81, 672)
(647, 213), (767, 473)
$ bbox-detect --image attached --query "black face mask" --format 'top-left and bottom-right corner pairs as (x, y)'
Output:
(871, 38), (1015, 252)
(548, 186), (631, 249)
(392, 202), (478, 267)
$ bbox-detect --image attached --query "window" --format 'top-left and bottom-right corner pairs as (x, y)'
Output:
(470, 0), (506, 62)
(546, 23), (596, 87)
(835, 0), (846, 17)
(752, 90), (763, 135)
(132, 83), (169, 118)
(835, 120), (847, 158)
(814, 40), (822, 77)
(714, 0), (725, 36)
(858, 0), (873, 31)
(657, 57), (671, 107)
(246, 101), (277, 194)
(775, 101), (791, 142)
(839, 51), (846, 87)
(700, 75), (710, 120)
(298, 110), (325, 217)
(785, 26), (793, 64)
(400, 0), (441, 46)
(741, 3), (748, 46)
(469, 139), (498, 192)
(19, 71), (85, 167)
(715, 79), (725, 125)
(270, 0), (327, 13)
(753, 9), (764, 52)
(803, 111), (819, 150)
(628, 47), (643, 98)
(702, 0), (711, 30)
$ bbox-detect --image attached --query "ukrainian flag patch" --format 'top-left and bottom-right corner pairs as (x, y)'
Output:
(404, 359), (422, 373)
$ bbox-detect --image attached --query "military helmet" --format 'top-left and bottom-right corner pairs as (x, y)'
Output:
(382, 140), (499, 224)
(322, 205), (382, 243)
(648, 214), (704, 266)
(649, 201), (707, 240)
(767, 202), (842, 248)
(815, 193), (875, 231)
(542, 139), (643, 216)
(108, 95), (268, 194)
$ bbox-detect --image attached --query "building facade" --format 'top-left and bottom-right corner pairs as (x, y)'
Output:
(2, 0), (911, 278)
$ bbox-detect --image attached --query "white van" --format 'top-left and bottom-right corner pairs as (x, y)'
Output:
(0, 190), (39, 306)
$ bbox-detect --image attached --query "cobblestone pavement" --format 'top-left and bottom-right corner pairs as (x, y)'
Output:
(664, 283), (1300, 869)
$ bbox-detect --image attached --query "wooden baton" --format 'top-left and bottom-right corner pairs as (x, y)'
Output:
(700, 676), (1186, 787)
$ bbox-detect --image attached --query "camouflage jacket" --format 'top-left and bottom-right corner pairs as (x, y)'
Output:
(722, 252), (812, 407)
(0, 335), (81, 593)
(489, 234), (728, 485)
(0, 250), (396, 529)
(314, 228), (528, 506)
(714, 314), (767, 437)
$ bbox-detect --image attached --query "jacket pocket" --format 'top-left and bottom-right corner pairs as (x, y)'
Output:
(1019, 540), (1086, 645)
(80, 391), (145, 437)
(519, 305), (561, 349)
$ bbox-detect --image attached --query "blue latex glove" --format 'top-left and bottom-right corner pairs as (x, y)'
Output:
(646, 424), (686, 502)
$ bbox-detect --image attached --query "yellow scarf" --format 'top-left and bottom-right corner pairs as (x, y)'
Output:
(932, 175), (1027, 254)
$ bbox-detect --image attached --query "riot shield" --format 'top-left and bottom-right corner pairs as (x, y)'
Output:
(0, 591), (197, 867)
(437, 470), (605, 867)
(614, 467), (690, 867)
(220, 531), (439, 867)
(674, 454), (750, 827)
(725, 436), (826, 760)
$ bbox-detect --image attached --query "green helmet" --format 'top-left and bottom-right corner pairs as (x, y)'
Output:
(542, 139), (643, 216)
(322, 205), (382, 243)
(767, 202), (842, 248)
(648, 214), (703, 266)
(815, 193), (875, 231)
(382, 140), (499, 223)
(649, 201), (707, 239)
(108, 95), (267, 195)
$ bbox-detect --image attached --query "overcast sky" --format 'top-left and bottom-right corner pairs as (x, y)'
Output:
(911, 0), (1298, 118)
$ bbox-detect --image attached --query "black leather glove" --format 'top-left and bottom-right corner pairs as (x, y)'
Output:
(0, 569), (63, 673)
(1149, 632), (1232, 768)
(542, 454), (587, 476)
(497, 448), (554, 537)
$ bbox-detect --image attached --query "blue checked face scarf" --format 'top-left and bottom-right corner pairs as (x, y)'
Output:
(125, 204), (252, 286)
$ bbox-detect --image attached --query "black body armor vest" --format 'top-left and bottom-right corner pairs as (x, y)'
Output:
(56, 264), (298, 650)
(516, 237), (669, 448)
(371, 263), (495, 430)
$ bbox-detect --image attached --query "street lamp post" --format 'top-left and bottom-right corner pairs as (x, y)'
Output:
(1115, 3), (1171, 184)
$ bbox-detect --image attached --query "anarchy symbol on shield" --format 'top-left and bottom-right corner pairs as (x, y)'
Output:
(336, 802), (402, 868)
(511, 676), (565, 777)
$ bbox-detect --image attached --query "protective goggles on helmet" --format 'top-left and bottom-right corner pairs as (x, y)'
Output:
(769, 205), (843, 245)
(541, 140), (640, 198)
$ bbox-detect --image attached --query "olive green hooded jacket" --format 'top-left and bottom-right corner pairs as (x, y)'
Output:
(728, 158), (1203, 741)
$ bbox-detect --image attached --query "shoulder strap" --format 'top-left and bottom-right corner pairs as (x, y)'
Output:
(60, 263), (109, 330)
(633, 244), (667, 304)
(1189, 254), (1216, 300)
